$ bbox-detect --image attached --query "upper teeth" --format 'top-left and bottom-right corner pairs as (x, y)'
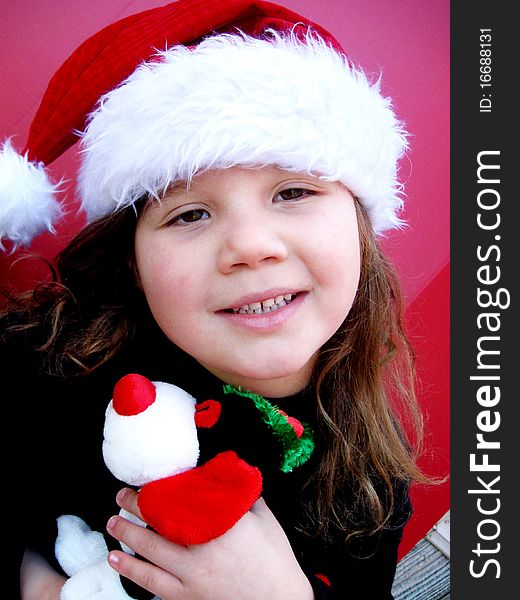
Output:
(233, 294), (296, 315)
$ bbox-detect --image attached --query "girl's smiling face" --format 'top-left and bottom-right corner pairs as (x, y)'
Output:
(135, 166), (360, 397)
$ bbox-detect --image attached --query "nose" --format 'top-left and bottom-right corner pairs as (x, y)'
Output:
(217, 214), (288, 273)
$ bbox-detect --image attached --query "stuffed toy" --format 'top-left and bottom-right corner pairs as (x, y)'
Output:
(55, 373), (314, 600)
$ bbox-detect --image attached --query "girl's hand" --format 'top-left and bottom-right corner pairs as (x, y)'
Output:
(107, 488), (314, 600)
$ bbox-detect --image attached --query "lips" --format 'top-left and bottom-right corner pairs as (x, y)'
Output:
(218, 290), (306, 331)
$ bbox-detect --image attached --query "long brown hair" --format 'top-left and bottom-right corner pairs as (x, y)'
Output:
(1, 208), (142, 374)
(308, 201), (428, 539)
(1, 200), (428, 539)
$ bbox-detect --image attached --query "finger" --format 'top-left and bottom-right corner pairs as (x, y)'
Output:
(108, 549), (184, 598)
(107, 514), (187, 575)
(116, 487), (143, 520)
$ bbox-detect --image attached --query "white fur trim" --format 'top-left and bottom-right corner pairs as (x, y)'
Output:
(0, 139), (63, 249)
(102, 381), (199, 486)
(79, 31), (408, 234)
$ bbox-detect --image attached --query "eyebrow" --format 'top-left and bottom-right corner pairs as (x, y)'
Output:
(143, 181), (190, 212)
(163, 180), (191, 197)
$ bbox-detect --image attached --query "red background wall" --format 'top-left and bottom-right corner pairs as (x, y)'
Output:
(0, 0), (449, 559)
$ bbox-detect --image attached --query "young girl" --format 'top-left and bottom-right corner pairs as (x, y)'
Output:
(1, 0), (428, 598)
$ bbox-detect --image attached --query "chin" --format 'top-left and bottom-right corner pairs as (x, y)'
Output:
(230, 354), (315, 386)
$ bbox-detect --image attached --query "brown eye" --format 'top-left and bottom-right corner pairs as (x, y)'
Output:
(171, 209), (210, 225)
(274, 188), (315, 202)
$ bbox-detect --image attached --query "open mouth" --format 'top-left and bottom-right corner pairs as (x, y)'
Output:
(226, 293), (298, 315)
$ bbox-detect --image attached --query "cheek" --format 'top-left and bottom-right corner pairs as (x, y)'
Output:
(326, 241), (360, 313)
(135, 241), (195, 325)
(312, 212), (360, 292)
(311, 220), (361, 328)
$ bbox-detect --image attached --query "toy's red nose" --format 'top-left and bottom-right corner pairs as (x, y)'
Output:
(113, 373), (156, 416)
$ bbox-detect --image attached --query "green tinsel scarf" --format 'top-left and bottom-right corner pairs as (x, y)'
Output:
(223, 385), (315, 473)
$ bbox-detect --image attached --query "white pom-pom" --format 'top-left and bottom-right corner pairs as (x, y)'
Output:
(0, 139), (63, 250)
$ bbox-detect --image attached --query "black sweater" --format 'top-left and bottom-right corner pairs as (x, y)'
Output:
(4, 320), (411, 599)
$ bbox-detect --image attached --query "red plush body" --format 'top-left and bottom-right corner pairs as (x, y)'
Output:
(138, 450), (262, 545)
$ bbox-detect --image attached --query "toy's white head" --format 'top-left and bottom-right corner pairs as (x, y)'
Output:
(102, 374), (200, 486)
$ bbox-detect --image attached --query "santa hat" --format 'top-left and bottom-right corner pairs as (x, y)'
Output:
(0, 0), (408, 250)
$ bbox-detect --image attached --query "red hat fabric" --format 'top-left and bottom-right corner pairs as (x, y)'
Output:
(23, 0), (337, 168)
(0, 0), (407, 249)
